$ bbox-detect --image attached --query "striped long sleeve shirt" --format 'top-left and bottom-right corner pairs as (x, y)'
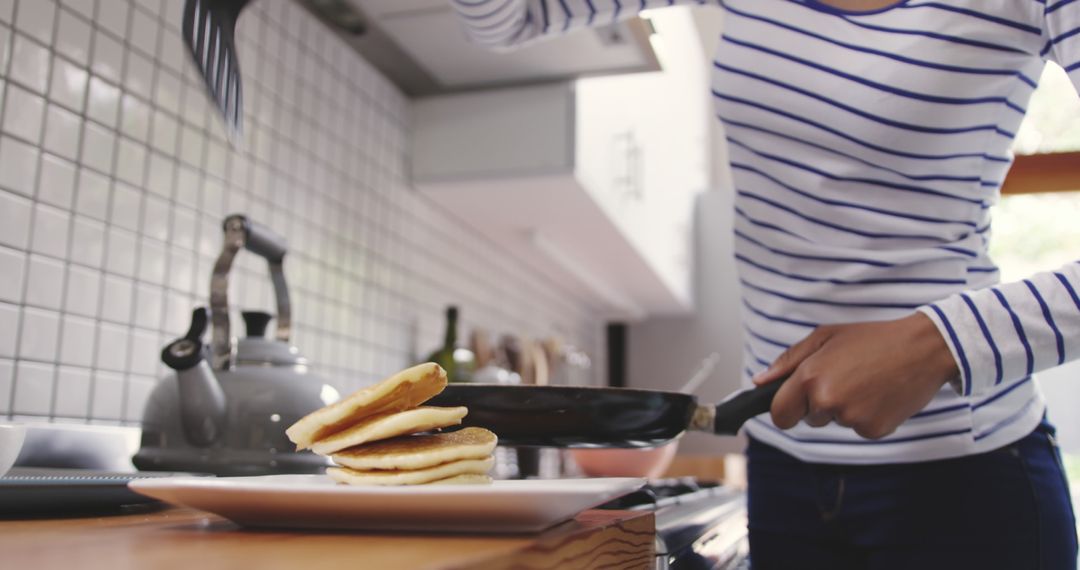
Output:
(449, 0), (1080, 464)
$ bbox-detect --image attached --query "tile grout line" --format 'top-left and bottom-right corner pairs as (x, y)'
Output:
(0, 5), (19, 419)
(39, 0), (73, 423)
(110, 0), (138, 425)
(5, 1), (63, 420)
(80, 0), (110, 422)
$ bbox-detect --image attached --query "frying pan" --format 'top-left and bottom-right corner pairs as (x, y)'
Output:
(427, 377), (788, 448)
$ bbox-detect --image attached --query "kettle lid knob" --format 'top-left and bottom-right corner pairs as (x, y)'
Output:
(242, 311), (273, 339)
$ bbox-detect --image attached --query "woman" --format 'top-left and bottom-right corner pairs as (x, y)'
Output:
(449, 1), (1080, 567)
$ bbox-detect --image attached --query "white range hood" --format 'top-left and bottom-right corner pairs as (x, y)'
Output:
(412, 7), (712, 320)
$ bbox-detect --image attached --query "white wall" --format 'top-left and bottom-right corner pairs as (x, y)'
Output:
(627, 188), (747, 456)
(623, 7), (747, 455)
(0, 0), (604, 425)
(575, 6), (712, 308)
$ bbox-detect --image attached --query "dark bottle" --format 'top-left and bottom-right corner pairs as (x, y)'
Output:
(425, 306), (475, 382)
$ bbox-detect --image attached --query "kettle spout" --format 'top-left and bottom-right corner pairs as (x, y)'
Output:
(175, 359), (227, 446)
(161, 308), (228, 447)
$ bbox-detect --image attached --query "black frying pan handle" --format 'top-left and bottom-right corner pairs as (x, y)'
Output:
(713, 375), (790, 435)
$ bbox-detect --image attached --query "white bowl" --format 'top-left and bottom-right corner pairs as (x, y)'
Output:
(0, 424), (26, 476)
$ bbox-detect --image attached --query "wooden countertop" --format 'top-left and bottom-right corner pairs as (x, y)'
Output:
(0, 506), (655, 570)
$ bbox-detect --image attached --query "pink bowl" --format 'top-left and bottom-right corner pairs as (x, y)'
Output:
(570, 442), (678, 478)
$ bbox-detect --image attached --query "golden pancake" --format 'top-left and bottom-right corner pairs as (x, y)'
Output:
(331, 427), (497, 471)
(310, 406), (468, 456)
(286, 363), (447, 450)
(425, 474), (493, 485)
(326, 457), (495, 486)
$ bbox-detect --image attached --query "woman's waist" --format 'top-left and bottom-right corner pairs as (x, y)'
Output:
(741, 376), (1044, 465)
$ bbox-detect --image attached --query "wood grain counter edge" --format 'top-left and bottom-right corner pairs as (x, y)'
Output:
(0, 506), (656, 570)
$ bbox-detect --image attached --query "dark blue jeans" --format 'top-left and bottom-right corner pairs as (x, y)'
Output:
(747, 423), (1078, 569)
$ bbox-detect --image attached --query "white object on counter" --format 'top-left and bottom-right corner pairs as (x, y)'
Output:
(129, 475), (645, 533)
(13, 423), (141, 472)
(0, 424), (27, 476)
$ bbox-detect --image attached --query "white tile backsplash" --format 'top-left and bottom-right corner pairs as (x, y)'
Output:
(3, 83), (46, 142)
(127, 8), (156, 58)
(68, 215), (105, 267)
(86, 75), (121, 128)
(48, 56), (89, 112)
(94, 0), (127, 39)
(124, 374), (153, 421)
(122, 49), (153, 99)
(60, 0), (94, 23)
(0, 359), (11, 411)
(140, 193), (169, 241)
(0, 134), (40, 196)
(0, 0), (604, 425)
(80, 121), (115, 173)
(18, 307), (60, 361)
(9, 33), (50, 94)
(167, 246), (193, 294)
(94, 322), (129, 372)
(136, 237), (165, 285)
(54, 7), (91, 65)
(0, 302), (18, 357)
(0, 189), (32, 248)
(74, 168), (109, 220)
(128, 329), (157, 376)
(29, 202), (70, 258)
(115, 138), (146, 186)
(99, 274), (133, 323)
(0, 246), (26, 303)
(13, 360), (53, 415)
(64, 263), (101, 317)
(134, 0), (161, 18)
(59, 313), (95, 366)
(91, 369), (124, 420)
(13, 0), (55, 45)
(133, 283), (161, 330)
(149, 107), (177, 154)
(90, 29), (123, 84)
(144, 150), (174, 197)
(109, 180), (141, 231)
(0, 28), (9, 80)
(157, 25), (183, 75)
(152, 67), (179, 115)
(177, 122), (201, 168)
(119, 93), (150, 142)
(104, 226), (136, 277)
(24, 254), (65, 309)
(42, 103), (82, 160)
(54, 365), (90, 417)
(37, 152), (77, 208)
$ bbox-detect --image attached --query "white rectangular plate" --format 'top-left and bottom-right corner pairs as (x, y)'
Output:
(129, 475), (645, 533)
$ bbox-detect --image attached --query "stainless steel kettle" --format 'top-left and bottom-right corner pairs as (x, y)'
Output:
(133, 214), (339, 475)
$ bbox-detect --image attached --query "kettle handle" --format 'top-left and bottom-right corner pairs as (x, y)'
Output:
(209, 214), (292, 370)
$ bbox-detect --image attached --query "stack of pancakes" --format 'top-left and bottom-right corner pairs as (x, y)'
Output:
(285, 363), (497, 485)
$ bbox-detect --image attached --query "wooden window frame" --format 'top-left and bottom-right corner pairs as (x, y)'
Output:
(1001, 151), (1080, 195)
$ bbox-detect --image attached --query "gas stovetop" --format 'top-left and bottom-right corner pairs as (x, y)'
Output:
(597, 478), (749, 570)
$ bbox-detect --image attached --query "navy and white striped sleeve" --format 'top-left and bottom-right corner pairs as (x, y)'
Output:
(919, 2), (1080, 399)
(919, 263), (1080, 398)
(448, 0), (710, 50)
(1042, 0), (1080, 87)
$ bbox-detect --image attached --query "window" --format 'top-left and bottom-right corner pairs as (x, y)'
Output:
(1002, 62), (1080, 195)
(995, 61), (1080, 516)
